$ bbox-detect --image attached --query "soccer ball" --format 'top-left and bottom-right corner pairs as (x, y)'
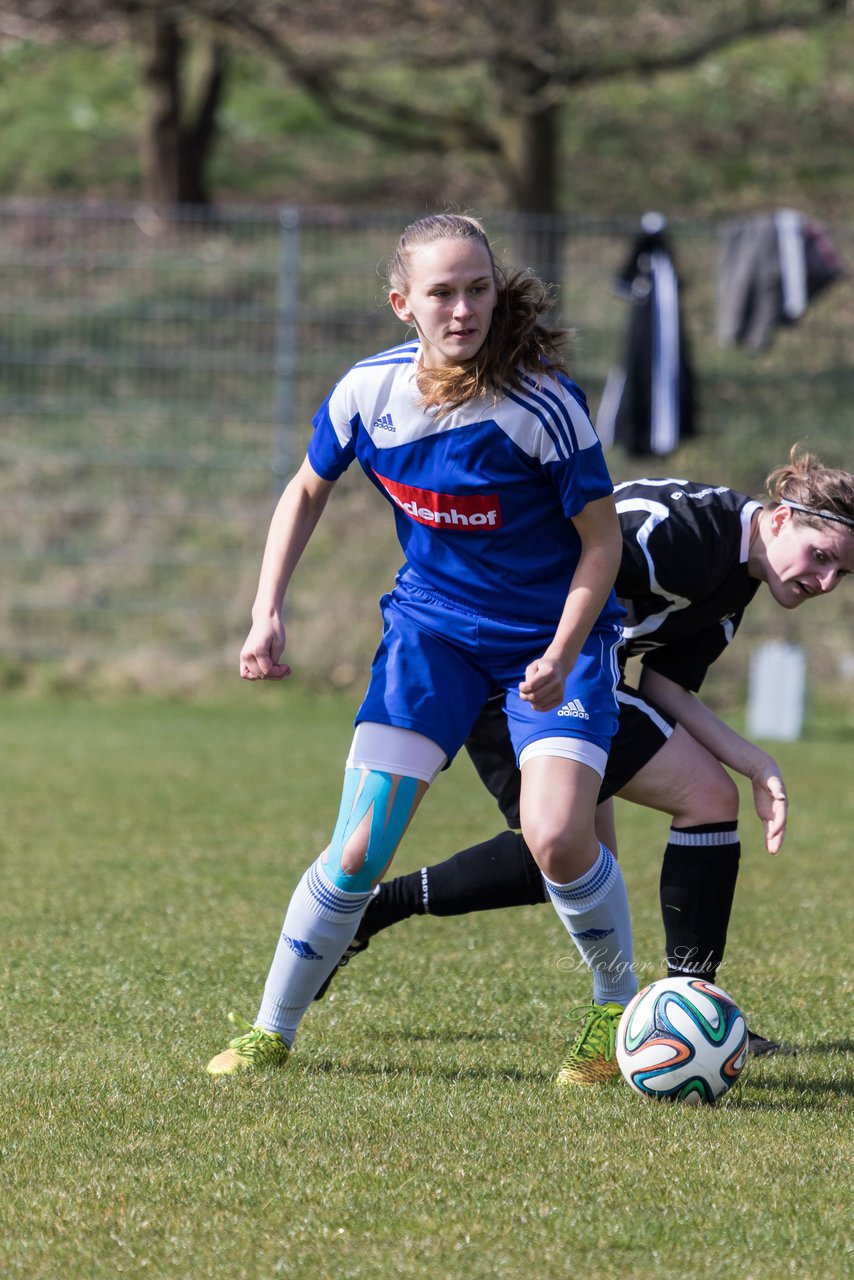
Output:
(616, 977), (748, 1105)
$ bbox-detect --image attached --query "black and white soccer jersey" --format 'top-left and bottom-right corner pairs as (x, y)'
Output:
(614, 478), (762, 691)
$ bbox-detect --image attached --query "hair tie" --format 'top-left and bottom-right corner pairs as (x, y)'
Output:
(781, 499), (854, 530)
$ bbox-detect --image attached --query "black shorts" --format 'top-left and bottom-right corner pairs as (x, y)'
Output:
(465, 681), (676, 830)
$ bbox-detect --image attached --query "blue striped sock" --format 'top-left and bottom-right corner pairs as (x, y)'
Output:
(544, 844), (637, 1006)
(256, 857), (372, 1045)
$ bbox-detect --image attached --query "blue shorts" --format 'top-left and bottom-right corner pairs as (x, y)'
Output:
(356, 583), (621, 765)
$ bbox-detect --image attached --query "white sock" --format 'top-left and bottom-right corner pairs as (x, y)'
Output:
(256, 857), (372, 1045)
(543, 844), (637, 1006)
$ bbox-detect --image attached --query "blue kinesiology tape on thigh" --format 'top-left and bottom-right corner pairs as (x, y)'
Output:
(323, 767), (419, 892)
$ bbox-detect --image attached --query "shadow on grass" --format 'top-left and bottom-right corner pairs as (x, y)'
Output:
(746, 1039), (854, 1060)
(370, 1027), (512, 1044)
(734, 1072), (854, 1107)
(304, 1056), (548, 1085)
(798, 1039), (854, 1055)
(298, 1038), (854, 1100)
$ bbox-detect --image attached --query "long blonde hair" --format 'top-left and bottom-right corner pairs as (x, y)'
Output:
(385, 213), (570, 413)
(765, 444), (854, 532)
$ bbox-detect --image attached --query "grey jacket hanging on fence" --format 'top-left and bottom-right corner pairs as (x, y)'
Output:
(716, 210), (844, 351)
(597, 213), (697, 459)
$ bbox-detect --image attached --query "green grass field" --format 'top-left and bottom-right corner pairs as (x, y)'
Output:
(1, 692), (852, 1279)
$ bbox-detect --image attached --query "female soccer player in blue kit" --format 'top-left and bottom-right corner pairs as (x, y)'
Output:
(207, 213), (636, 1084)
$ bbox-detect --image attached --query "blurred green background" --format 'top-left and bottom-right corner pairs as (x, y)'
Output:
(0, 4), (852, 723)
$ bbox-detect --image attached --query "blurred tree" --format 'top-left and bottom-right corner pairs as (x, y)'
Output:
(5, 0), (848, 240)
(139, 9), (225, 205)
(5, 0), (226, 205)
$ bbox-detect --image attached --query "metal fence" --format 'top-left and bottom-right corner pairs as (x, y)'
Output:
(1, 198), (852, 703)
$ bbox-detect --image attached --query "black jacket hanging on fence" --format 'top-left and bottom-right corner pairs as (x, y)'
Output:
(597, 214), (697, 459)
(717, 210), (844, 351)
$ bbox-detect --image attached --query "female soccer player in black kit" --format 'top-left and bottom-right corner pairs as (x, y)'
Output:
(316, 446), (854, 1059)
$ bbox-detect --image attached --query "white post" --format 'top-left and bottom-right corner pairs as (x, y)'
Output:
(746, 642), (807, 742)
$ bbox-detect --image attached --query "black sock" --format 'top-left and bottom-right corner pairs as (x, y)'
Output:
(363, 830), (547, 938)
(659, 822), (741, 985)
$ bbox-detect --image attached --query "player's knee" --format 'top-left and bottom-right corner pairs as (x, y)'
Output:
(337, 830), (369, 879)
(676, 762), (740, 826)
(523, 818), (593, 882)
(323, 767), (419, 892)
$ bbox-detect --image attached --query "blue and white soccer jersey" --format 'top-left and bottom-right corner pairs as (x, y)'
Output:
(308, 341), (623, 764)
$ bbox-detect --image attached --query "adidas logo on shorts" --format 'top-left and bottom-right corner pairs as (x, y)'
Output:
(557, 698), (589, 719)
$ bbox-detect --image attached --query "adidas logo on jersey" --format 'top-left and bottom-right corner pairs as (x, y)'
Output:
(372, 412), (395, 432)
(557, 698), (589, 719)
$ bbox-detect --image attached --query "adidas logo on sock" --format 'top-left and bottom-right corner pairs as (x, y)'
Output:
(557, 698), (589, 719)
(569, 926), (615, 941)
(372, 412), (395, 432)
(283, 935), (323, 959)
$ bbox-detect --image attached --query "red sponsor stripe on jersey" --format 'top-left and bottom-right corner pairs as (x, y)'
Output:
(373, 469), (503, 531)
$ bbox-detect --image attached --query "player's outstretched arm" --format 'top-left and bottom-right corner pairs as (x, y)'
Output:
(638, 667), (788, 854)
(240, 456), (336, 681)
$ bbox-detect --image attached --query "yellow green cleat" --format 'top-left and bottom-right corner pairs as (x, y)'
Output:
(206, 1012), (290, 1076)
(556, 1001), (624, 1087)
